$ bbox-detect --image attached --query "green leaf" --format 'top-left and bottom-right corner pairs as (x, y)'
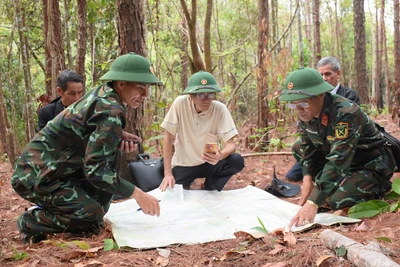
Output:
(70, 240), (90, 250)
(389, 203), (399, 212)
(104, 239), (118, 251)
(367, 200), (390, 209)
(348, 202), (381, 219)
(375, 236), (392, 243)
(384, 191), (399, 201)
(392, 178), (400, 194)
(334, 245), (347, 257)
(251, 226), (268, 234)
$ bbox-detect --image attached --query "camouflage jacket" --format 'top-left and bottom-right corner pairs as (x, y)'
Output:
(298, 93), (395, 206)
(12, 84), (135, 198)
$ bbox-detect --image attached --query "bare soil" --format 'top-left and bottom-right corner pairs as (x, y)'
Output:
(1, 114), (399, 267)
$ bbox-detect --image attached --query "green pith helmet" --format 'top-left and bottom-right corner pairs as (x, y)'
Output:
(279, 68), (333, 101)
(100, 52), (162, 85)
(183, 71), (222, 94)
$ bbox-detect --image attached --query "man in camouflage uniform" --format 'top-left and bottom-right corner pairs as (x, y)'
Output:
(12, 53), (162, 243)
(278, 68), (395, 228)
(286, 56), (360, 181)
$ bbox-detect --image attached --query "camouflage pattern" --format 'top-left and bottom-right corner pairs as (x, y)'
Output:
(11, 83), (135, 236)
(292, 93), (395, 208)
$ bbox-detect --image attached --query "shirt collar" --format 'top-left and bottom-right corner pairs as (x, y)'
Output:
(330, 83), (340, 94)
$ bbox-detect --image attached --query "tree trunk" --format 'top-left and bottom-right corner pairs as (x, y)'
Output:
(257, 0), (269, 134)
(15, 0), (36, 142)
(63, 0), (73, 69)
(0, 81), (17, 163)
(204, 0), (212, 72)
(376, 0), (384, 109)
(297, 0), (304, 67)
(42, 0), (65, 99)
(181, 17), (189, 91)
(312, 0), (321, 68)
(116, 0), (147, 181)
(392, 0), (400, 121)
(76, 0), (87, 90)
(353, 0), (368, 104)
(180, 0), (206, 72)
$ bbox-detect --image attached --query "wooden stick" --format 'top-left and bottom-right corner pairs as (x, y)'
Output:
(319, 229), (399, 267)
(242, 152), (293, 158)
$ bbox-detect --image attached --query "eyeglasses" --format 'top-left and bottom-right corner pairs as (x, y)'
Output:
(287, 98), (313, 109)
(192, 93), (216, 100)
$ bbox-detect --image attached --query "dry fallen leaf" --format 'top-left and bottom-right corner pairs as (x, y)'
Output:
(156, 256), (169, 266)
(262, 261), (289, 267)
(283, 231), (296, 246)
(268, 244), (285, 255)
(316, 255), (333, 266)
(354, 220), (370, 232)
(271, 228), (285, 236)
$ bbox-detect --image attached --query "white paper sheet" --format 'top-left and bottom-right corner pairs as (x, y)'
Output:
(104, 185), (360, 249)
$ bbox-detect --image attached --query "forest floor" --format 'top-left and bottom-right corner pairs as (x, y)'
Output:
(1, 114), (400, 267)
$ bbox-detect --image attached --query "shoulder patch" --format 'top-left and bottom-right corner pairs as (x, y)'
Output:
(335, 122), (349, 139)
(321, 114), (328, 127)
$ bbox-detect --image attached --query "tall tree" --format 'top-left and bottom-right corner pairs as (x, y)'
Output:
(14, 0), (36, 141)
(180, 0), (206, 72)
(63, 0), (73, 69)
(393, 0), (400, 120)
(42, 0), (66, 99)
(257, 0), (269, 131)
(204, 0), (212, 72)
(297, 0), (304, 67)
(353, 0), (368, 103)
(375, 0), (384, 109)
(116, 0), (147, 179)
(312, 0), (321, 67)
(76, 0), (87, 89)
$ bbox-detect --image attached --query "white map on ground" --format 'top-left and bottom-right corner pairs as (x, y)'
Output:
(104, 185), (360, 249)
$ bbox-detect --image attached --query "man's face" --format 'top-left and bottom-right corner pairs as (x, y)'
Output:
(57, 82), (84, 107)
(190, 93), (216, 113)
(289, 96), (323, 122)
(317, 64), (340, 87)
(117, 81), (150, 108)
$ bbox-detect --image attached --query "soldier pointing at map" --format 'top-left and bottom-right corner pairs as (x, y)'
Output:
(278, 68), (395, 228)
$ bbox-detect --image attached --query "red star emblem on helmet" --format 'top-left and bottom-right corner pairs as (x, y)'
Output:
(287, 82), (294, 90)
(201, 79), (207, 85)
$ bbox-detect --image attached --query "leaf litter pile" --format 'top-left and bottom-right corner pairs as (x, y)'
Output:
(1, 114), (399, 267)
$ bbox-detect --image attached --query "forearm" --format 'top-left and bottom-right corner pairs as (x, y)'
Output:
(220, 139), (237, 160)
(163, 131), (174, 176)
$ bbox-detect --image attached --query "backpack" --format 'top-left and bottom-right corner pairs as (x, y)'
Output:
(375, 122), (400, 171)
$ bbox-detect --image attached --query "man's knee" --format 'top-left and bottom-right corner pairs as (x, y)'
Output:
(225, 153), (244, 173)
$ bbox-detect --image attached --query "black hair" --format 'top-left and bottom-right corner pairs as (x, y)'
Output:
(57, 70), (84, 92)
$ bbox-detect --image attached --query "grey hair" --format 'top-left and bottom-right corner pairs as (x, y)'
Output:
(317, 57), (340, 72)
(57, 70), (83, 92)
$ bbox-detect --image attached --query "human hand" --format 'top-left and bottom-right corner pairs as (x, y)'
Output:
(159, 173), (176, 192)
(119, 131), (141, 153)
(298, 175), (314, 206)
(132, 187), (160, 216)
(201, 149), (222, 165)
(288, 202), (318, 228)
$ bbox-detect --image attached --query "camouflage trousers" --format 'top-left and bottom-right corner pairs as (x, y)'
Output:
(292, 140), (394, 210)
(12, 173), (113, 236)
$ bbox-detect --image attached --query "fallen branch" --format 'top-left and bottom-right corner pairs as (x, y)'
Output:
(319, 229), (399, 267)
(242, 152), (293, 158)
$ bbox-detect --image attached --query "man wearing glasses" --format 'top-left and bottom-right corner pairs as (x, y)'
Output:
(279, 68), (395, 228)
(286, 57), (360, 182)
(159, 71), (244, 192)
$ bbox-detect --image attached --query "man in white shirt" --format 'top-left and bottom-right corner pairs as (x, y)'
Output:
(159, 71), (244, 191)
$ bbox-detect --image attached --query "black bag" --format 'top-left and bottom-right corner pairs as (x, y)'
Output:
(265, 167), (301, 197)
(375, 122), (400, 170)
(127, 153), (164, 192)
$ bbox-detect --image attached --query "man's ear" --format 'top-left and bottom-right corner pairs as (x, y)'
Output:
(56, 87), (63, 97)
(336, 69), (341, 78)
